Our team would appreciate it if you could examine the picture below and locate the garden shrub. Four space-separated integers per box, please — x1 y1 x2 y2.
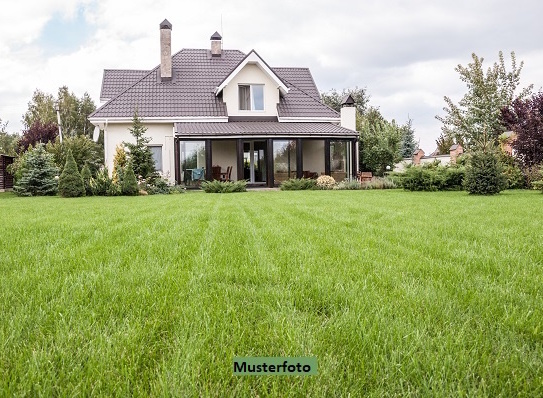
464 151 507 195
335 179 363 190
141 176 186 194
58 149 85 197
200 180 247 193
80 164 93 196
121 162 139 196
399 165 464 191
316 175 336 189
91 167 118 196
361 177 397 190
13 144 58 196
523 164 542 189
280 178 317 191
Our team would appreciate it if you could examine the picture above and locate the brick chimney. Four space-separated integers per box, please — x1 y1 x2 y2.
413 149 425 165
160 19 172 81
210 31 222 57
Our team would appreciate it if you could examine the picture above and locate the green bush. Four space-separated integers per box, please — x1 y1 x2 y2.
91 167 119 196
58 150 85 197
121 162 139 196
200 180 247 193
335 179 363 190
280 178 317 191
361 177 397 190
399 165 464 191
80 164 93 196
464 151 507 195
13 144 58 197
142 177 186 194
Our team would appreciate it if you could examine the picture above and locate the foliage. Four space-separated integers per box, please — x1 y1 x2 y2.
498 152 525 189
140 177 186 195
124 111 156 180
399 164 465 191
121 162 139 196
501 91 543 168
46 135 103 175
435 133 455 155
280 178 317 191
400 118 417 158
80 164 93 196
360 177 397 190
522 164 543 189
200 180 247 193
464 151 507 195
90 167 118 196
18 121 58 153
358 107 403 175
320 86 369 115
316 175 336 189
335 179 363 190
112 145 128 184
437 51 532 150
13 144 58 196
0 119 19 156
58 150 85 198
23 87 96 138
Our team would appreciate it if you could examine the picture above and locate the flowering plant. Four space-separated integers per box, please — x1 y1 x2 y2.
316 175 336 189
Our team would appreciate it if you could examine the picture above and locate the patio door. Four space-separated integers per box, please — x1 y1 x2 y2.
243 140 267 184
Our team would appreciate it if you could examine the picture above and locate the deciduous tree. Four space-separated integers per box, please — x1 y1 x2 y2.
321 87 369 115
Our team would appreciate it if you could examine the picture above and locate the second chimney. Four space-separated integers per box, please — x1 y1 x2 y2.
160 19 172 81
210 31 222 57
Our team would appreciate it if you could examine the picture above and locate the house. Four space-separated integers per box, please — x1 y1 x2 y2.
394 144 464 172
0 154 15 191
88 20 358 187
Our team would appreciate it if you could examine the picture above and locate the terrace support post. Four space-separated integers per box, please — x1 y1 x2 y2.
324 139 331 176
236 139 244 181
205 139 212 180
296 138 303 179
266 139 274 188
352 139 358 178
174 137 180 184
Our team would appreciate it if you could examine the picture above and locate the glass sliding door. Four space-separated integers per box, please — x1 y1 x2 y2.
330 140 352 181
180 141 206 185
273 140 296 184
243 140 266 183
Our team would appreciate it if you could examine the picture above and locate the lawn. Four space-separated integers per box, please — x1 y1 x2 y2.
0 190 542 396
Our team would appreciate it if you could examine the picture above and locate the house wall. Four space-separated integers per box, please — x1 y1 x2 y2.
222 64 280 117
211 140 237 179
302 140 325 176
104 123 175 182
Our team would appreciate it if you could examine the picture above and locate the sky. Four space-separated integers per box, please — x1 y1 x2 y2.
1 0 542 152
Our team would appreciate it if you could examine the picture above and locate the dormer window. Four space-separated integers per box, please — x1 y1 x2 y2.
239 84 264 111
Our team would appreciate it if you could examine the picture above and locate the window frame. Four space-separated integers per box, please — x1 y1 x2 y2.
147 144 163 172
238 84 264 111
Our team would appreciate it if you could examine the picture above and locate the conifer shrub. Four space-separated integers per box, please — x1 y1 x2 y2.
58 150 85 197
464 151 507 195
13 144 58 196
91 167 118 196
121 162 139 196
80 164 93 196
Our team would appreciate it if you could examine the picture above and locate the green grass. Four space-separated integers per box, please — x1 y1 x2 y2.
1 190 542 396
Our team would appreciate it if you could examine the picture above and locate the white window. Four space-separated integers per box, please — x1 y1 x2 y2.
239 84 264 111
148 145 163 172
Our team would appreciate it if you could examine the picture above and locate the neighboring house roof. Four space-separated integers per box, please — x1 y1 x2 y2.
175 121 358 138
100 69 150 102
90 49 339 120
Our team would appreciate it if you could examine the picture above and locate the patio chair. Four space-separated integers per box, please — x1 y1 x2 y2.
212 166 221 181
220 166 232 182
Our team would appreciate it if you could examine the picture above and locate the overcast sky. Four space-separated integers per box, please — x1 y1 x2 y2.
1 0 542 152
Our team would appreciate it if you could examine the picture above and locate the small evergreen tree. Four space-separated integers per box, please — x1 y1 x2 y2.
58 149 85 197
13 144 58 196
464 151 507 194
121 161 139 196
124 110 156 180
112 144 127 184
80 163 93 196
400 118 417 158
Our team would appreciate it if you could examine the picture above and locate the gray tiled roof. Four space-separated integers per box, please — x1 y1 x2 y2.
91 49 340 119
175 121 357 138
100 69 150 101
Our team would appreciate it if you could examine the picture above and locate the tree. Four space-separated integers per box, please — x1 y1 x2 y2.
121 161 139 196
0 118 19 156
22 87 96 138
321 87 369 115
400 118 417 158
13 144 58 196
58 149 85 197
46 135 103 175
436 51 532 150
358 107 403 175
18 121 58 153
501 91 543 167
124 110 156 180
435 133 456 155
112 144 128 184
80 164 93 196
